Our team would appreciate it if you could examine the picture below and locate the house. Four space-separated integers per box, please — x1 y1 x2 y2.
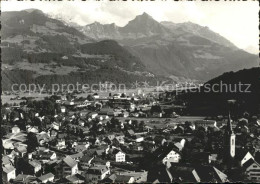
112 149 126 162
117 171 148 183
168 164 228 183
74 142 90 152
2 165 16 182
62 55 68 60
56 138 66 150
92 157 111 168
88 112 98 119
195 120 217 130
127 129 135 137
61 106 66 113
153 145 181 165
85 164 110 183
60 174 85 183
190 152 212 164
106 134 115 141
162 149 181 164
38 173 55 183
36 132 50 146
13 174 37 184
27 160 42 175
27 126 39 133
15 145 27 157
80 154 95 170
174 139 186 151
103 174 135 183
12 126 20 134
39 151 57 163
240 152 254 166
69 152 84 161
135 135 144 143
174 125 184 134
55 156 78 178
49 128 58 137
99 108 114 116
242 158 260 181
52 122 60 130
113 135 125 145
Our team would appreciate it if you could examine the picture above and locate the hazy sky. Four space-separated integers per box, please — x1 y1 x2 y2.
2 0 259 54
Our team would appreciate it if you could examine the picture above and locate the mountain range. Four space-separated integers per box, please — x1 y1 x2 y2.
1 9 259 90
80 12 258 80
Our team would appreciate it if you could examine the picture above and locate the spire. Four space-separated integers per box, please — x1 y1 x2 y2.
226 111 233 134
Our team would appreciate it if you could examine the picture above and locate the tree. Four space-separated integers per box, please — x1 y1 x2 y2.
27 132 39 152
87 94 95 101
150 105 162 114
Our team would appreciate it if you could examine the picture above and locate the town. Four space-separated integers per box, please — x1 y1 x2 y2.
2 89 260 183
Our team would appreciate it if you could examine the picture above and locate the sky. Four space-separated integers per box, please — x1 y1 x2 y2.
1 0 259 54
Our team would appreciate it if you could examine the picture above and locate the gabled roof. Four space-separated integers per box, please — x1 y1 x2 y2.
16 145 27 153
153 145 181 161
38 173 54 181
63 156 77 168
87 165 109 175
29 160 41 168
127 129 135 135
65 174 85 183
2 156 12 166
14 174 37 183
3 165 15 173
69 152 84 159
112 149 125 155
115 175 133 182
195 165 227 182
169 164 197 182
80 154 94 163
243 158 260 169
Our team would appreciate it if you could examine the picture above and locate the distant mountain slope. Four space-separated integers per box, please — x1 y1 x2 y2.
79 13 259 81
161 21 236 49
80 40 145 71
181 67 260 115
1 10 160 90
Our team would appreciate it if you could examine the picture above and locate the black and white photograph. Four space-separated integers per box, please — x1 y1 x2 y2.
1 0 260 183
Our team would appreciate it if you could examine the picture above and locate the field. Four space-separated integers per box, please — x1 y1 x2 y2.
117 116 206 128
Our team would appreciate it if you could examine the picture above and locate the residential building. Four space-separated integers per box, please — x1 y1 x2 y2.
86 165 110 183
38 173 55 183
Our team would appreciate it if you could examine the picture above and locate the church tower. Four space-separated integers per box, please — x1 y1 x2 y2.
224 112 236 158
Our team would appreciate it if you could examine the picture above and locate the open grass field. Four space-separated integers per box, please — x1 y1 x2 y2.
117 116 206 128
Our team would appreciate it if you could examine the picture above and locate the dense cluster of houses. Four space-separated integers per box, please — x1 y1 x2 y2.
2 92 260 183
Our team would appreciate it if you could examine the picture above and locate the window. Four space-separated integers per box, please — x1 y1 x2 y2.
253 165 257 168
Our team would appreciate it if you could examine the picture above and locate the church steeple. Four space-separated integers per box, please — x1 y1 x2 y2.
224 110 236 158
226 111 233 135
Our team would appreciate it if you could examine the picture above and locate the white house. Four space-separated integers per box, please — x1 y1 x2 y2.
242 158 260 181
114 150 126 162
52 122 60 130
162 150 181 164
57 139 66 150
12 126 20 134
2 165 16 182
89 112 98 119
61 106 66 113
135 135 144 143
